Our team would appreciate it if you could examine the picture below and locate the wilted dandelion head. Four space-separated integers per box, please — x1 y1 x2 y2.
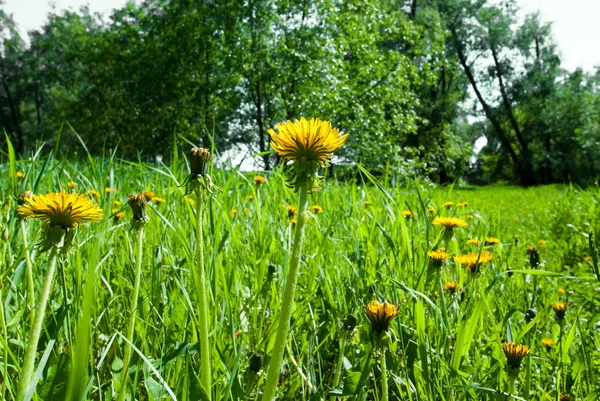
552 301 567 320
188 147 211 177
502 342 530 370
128 193 149 229
454 251 494 273
311 205 323 214
527 246 540 268
365 301 398 333
269 117 348 166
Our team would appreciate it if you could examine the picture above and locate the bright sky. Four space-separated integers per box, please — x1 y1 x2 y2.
4 0 600 72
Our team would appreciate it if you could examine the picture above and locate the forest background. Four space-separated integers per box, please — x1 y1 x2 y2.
1 0 600 186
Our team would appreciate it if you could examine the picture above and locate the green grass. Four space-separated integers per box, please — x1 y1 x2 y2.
2 151 600 400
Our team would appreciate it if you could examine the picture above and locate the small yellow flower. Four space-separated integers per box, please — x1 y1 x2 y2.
443 201 454 209
311 205 323 214
105 187 117 194
290 218 297 226
427 207 437 215
363 201 372 208
152 197 166 204
502 342 530 370
287 206 298 219
466 238 481 246
444 281 459 294
485 237 500 245
67 182 78 190
112 208 125 222
144 191 155 201
456 202 467 208
427 249 452 267
16 171 25 180
402 210 413 219
230 208 238 217
113 200 121 208
432 217 468 231
85 189 101 199
269 117 348 166
187 198 195 206
246 195 254 201
365 300 399 333
542 338 553 351
454 251 494 273
253 175 266 186
538 239 547 247
552 301 567 320
584 256 592 262
466 214 474 220
558 288 566 296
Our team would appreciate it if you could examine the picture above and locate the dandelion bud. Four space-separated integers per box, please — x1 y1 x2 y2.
502 341 530 371
524 308 536 323
366 300 398 334
128 193 149 230
2 227 8 242
552 301 567 321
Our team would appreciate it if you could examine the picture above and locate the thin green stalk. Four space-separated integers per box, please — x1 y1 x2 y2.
20 220 35 328
118 227 144 401
380 348 388 401
262 183 309 401
196 190 212 399
0 286 8 399
330 335 347 401
507 374 516 396
16 247 59 401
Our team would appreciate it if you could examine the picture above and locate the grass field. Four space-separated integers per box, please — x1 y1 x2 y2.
2 150 600 401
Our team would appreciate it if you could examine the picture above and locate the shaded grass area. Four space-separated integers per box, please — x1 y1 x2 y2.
2 152 600 400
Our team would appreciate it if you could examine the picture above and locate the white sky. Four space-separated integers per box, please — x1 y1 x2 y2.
4 0 600 72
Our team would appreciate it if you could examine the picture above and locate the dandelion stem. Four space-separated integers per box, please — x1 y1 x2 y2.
331 335 347 401
196 190 212 399
20 220 35 328
119 227 144 401
380 348 389 401
17 246 59 401
262 183 309 401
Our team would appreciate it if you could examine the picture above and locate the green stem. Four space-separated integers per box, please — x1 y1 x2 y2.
381 348 388 401
558 321 564 396
196 190 212 399
21 220 35 328
118 227 144 401
0 286 8 399
330 335 347 401
507 375 516 396
16 247 59 401
262 183 309 401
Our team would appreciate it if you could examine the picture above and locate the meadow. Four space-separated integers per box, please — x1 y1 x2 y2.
2 149 600 401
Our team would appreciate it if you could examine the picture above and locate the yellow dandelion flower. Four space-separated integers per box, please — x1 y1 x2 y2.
246 195 254 201
363 201 372 208
444 281 459 294
105 187 117 194
269 117 348 166
287 206 298 219
144 191 155 201
17 191 103 252
443 201 454 208
485 237 500 245
112 208 125 221
502 342 530 369
542 338 553 351
85 189 101 199
538 239 547 247
558 288 566 296
230 208 238 217
311 205 323 214
552 301 567 319
466 238 481 246
152 197 166 204
67 182 77 189
454 251 494 273
402 210 413 218
466 214 474 220
427 249 452 267
456 202 467 207
253 175 266 185
432 217 468 231
16 171 25 180
427 207 437 215
187 198 195 206
113 200 121 208
365 300 399 333
584 256 592 262
290 218 297 226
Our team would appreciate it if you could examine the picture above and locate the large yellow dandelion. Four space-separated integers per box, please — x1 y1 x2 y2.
269 117 348 166
427 249 452 267
432 217 468 231
366 301 399 333
454 251 494 273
